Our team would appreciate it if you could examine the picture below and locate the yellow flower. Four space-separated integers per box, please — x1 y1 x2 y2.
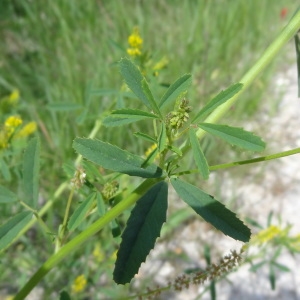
145 144 157 157
252 225 282 244
152 56 169 72
93 243 105 263
5 116 22 128
127 47 142 57
127 27 143 57
9 89 20 103
15 121 37 138
128 27 143 48
71 274 87 293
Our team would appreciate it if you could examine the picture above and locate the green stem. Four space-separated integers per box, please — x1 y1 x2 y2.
175 147 300 176
14 178 161 300
179 9 300 154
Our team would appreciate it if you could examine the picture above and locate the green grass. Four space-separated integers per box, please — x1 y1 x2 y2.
0 1 298 299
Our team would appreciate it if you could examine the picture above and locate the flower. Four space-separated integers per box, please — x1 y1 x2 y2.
127 27 143 57
9 89 20 103
15 121 37 138
71 274 87 293
93 243 105 263
5 115 22 128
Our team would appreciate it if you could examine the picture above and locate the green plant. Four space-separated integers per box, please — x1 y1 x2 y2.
0 6 300 300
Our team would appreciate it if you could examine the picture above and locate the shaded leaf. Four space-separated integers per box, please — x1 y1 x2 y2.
23 137 40 208
134 132 157 143
0 211 33 251
0 185 18 203
141 79 162 117
189 128 209 179
68 193 96 231
158 123 167 153
103 109 159 127
113 181 168 284
73 138 163 178
96 192 106 217
159 74 192 108
198 123 265 151
171 178 251 242
119 58 155 110
192 83 243 123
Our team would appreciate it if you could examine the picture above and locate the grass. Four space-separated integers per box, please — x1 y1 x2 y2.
0 0 298 299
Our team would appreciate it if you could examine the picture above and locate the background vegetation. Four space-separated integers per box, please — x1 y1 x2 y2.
0 1 298 299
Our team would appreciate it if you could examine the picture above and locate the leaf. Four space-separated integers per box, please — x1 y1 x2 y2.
0 211 33 252
159 74 192 109
119 58 158 111
189 128 209 179
0 185 18 203
167 145 182 156
103 109 159 127
73 138 163 178
272 261 290 272
47 102 82 111
68 193 96 231
171 178 251 242
0 158 11 181
192 83 243 123
96 192 106 217
59 291 72 300
134 132 157 143
157 123 167 153
23 137 40 208
141 79 162 117
113 181 168 284
269 265 276 290
198 123 265 151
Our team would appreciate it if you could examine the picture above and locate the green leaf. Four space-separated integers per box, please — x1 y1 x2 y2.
141 79 162 117
119 58 157 111
0 158 11 181
159 74 192 109
134 132 157 143
272 261 290 272
269 265 276 290
47 102 82 111
96 192 106 217
103 109 159 127
113 181 168 284
59 291 72 300
68 193 95 231
249 261 266 272
0 211 33 252
0 185 18 203
167 145 182 156
198 123 265 151
73 138 163 178
171 178 251 242
192 83 243 123
189 128 209 179
158 123 167 153
23 137 40 208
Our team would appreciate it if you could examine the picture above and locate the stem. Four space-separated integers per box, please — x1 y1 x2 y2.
175 147 300 176
179 10 300 155
14 178 162 300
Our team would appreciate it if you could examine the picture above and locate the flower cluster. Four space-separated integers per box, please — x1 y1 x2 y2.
0 90 37 150
127 27 143 57
166 98 192 131
71 167 86 189
71 274 87 293
101 180 119 201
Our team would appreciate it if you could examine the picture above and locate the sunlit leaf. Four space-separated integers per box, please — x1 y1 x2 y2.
198 123 265 151
159 74 192 108
192 83 243 123
114 181 168 284
171 178 251 242
73 138 163 178
0 185 18 203
0 211 33 252
189 128 209 179
103 109 159 127
68 193 96 231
